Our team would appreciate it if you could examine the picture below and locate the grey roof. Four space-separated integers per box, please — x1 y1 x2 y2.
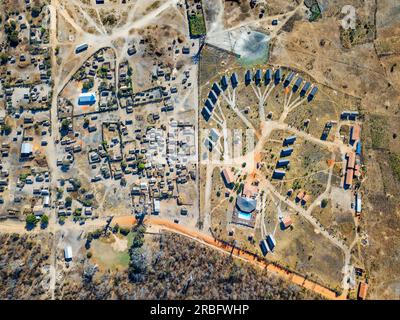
236 196 257 213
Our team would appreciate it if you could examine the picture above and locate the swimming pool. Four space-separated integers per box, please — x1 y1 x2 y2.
238 212 252 221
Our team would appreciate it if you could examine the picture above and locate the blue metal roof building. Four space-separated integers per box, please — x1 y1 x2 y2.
274 68 282 85
75 43 88 54
283 72 295 88
300 82 311 97
273 170 286 179
264 69 272 85
307 86 318 102
277 159 290 168
220 75 228 91
212 82 221 96
201 108 211 122
254 69 262 86
208 90 218 104
292 77 303 93
356 141 362 156
205 99 214 111
230 73 239 89
266 235 276 251
260 240 269 256
78 93 96 105
245 70 252 86
283 135 296 146
280 148 293 157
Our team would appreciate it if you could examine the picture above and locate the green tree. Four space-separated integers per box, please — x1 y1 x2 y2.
0 53 8 65
41 215 49 227
26 214 37 228
65 196 72 207
1 124 12 135
61 119 70 131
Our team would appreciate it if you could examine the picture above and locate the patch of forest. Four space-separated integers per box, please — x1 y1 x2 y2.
58 227 321 300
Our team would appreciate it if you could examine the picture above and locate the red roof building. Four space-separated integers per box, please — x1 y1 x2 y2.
345 168 354 186
221 168 235 187
282 216 292 229
243 184 258 198
351 124 361 142
347 152 356 169
358 282 368 300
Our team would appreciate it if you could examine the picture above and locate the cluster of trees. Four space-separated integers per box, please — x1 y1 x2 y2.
4 20 19 47
25 214 48 229
128 224 147 283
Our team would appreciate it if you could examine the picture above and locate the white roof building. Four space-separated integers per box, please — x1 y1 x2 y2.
64 246 73 261
21 142 33 155
153 199 160 214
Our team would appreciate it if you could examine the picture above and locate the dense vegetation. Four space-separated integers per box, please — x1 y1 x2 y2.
57 231 320 300
0 233 51 299
189 14 206 37
389 153 400 182
0 230 321 300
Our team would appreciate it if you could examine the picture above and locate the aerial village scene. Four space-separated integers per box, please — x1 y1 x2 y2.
0 0 400 301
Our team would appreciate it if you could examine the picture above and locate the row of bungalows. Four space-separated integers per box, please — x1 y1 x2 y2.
273 136 297 180
260 234 276 256
244 68 278 86
245 67 318 102
201 73 239 122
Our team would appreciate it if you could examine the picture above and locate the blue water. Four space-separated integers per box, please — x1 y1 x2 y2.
238 212 252 221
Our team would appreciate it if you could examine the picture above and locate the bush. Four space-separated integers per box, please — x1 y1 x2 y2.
120 227 130 236
65 197 72 207
31 6 42 17
92 229 102 239
112 224 120 233
59 216 65 225
321 199 329 208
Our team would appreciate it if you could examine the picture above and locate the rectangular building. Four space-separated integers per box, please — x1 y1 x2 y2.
351 124 361 143
347 152 356 169
345 168 354 187
358 282 368 300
